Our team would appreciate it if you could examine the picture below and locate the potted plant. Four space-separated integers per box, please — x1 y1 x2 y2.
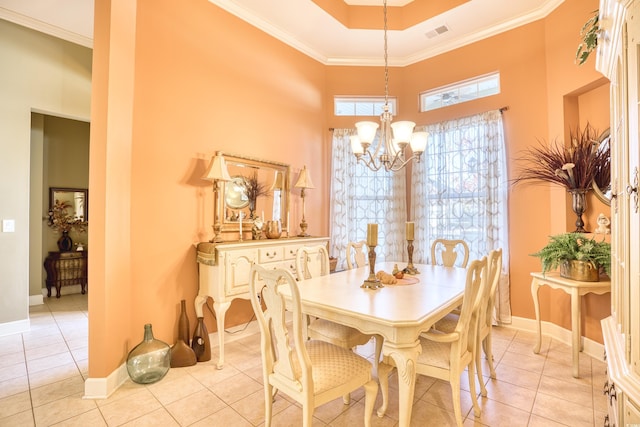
47 199 87 251
531 232 610 281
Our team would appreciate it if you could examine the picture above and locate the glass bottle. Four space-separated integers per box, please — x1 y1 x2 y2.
126 324 171 384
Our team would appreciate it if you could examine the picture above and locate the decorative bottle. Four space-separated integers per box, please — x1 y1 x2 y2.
126 323 171 384
191 317 211 362
178 299 190 345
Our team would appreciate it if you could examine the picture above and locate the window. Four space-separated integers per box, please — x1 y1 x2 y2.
328 130 406 270
334 97 397 116
419 72 500 112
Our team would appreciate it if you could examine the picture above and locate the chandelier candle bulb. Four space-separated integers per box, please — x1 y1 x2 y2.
406 222 414 240
367 223 378 247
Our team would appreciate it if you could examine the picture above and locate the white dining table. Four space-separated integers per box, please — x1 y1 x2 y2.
287 261 468 427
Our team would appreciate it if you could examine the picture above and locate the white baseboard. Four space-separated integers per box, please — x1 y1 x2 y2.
29 294 43 306
0 318 30 337
509 316 605 362
84 363 129 399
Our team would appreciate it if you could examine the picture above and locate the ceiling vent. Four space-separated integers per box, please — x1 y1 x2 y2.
425 24 450 39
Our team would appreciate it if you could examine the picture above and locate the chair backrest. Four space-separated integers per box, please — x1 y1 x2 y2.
345 241 368 270
249 264 312 394
431 239 470 268
295 245 330 280
481 248 503 330
453 256 488 356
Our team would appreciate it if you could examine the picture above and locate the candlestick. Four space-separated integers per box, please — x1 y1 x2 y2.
366 223 378 247
406 222 414 241
361 241 382 289
239 211 243 241
286 212 290 237
404 239 419 275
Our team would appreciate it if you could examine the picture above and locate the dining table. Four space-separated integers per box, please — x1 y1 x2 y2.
286 261 468 427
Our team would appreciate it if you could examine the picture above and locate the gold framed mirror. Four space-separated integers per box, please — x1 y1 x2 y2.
49 187 88 221
219 154 290 233
592 128 611 206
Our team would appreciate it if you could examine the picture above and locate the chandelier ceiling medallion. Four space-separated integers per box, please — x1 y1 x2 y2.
349 0 428 172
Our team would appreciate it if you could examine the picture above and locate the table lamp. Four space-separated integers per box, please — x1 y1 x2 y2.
203 151 231 242
294 165 315 237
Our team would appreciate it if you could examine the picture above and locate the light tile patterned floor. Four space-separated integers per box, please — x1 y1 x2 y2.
0 294 608 426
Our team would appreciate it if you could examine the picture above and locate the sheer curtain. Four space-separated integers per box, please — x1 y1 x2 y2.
329 129 406 271
411 110 511 324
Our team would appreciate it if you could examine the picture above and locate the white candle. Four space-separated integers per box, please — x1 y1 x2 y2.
287 212 290 231
262 210 265 221
239 211 242 238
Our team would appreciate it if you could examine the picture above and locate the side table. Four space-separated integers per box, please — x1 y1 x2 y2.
44 251 88 298
530 271 610 377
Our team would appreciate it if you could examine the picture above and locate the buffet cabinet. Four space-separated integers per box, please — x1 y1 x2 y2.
43 251 88 298
195 236 329 368
598 1 640 426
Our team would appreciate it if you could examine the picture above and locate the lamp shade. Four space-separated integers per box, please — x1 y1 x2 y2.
350 135 364 155
294 165 315 189
269 170 284 191
355 121 379 144
390 121 416 144
410 131 428 154
203 151 231 182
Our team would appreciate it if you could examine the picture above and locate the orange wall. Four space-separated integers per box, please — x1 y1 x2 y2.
90 0 607 377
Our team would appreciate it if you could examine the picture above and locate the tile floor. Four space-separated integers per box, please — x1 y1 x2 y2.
0 293 608 426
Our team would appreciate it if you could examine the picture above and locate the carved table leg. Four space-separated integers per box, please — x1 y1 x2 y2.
378 341 421 427
531 279 542 353
213 300 231 369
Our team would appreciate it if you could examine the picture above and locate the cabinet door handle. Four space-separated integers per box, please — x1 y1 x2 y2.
603 414 610 427
603 379 609 395
609 383 617 404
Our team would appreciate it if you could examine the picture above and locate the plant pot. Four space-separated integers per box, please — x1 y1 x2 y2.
560 260 600 282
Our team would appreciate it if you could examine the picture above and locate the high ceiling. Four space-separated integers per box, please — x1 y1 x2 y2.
0 0 565 66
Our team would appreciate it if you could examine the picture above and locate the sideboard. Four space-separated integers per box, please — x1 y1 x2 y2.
196 236 330 368
43 251 88 298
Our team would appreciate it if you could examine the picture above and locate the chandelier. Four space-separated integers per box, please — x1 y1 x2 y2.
349 0 427 172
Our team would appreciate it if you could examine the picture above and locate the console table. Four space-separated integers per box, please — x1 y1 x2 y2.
44 251 88 298
196 236 329 368
530 271 610 377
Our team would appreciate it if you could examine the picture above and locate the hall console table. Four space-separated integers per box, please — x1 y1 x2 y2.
43 251 88 298
530 271 611 378
195 236 329 368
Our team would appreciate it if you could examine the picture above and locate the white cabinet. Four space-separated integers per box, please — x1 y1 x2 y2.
599 1 640 426
195 237 329 368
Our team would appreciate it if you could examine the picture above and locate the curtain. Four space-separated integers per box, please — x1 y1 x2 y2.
411 110 511 324
329 129 407 271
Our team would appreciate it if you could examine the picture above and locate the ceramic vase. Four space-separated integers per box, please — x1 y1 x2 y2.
191 317 211 362
57 231 73 252
126 324 171 384
178 300 190 345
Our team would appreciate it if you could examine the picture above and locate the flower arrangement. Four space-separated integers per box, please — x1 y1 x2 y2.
512 123 609 191
47 199 87 234
244 172 269 219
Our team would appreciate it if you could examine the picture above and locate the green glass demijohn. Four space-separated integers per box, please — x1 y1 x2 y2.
126 323 171 384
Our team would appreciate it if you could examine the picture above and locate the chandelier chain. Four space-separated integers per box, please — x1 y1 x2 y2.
383 0 389 105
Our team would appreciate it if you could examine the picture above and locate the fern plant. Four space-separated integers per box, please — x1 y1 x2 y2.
531 232 611 276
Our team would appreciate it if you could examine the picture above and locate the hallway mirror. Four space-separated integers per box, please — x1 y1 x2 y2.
592 128 611 206
49 187 88 221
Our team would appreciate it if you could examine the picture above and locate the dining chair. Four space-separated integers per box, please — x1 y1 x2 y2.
431 238 470 268
434 248 503 397
377 256 488 427
248 264 378 427
345 240 368 270
296 245 380 403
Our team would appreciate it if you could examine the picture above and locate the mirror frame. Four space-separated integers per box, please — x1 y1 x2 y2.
49 187 88 222
219 154 290 233
592 128 611 206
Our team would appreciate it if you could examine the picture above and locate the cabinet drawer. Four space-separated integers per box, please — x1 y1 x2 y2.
263 260 297 275
259 247 284 263
284 244 305 260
